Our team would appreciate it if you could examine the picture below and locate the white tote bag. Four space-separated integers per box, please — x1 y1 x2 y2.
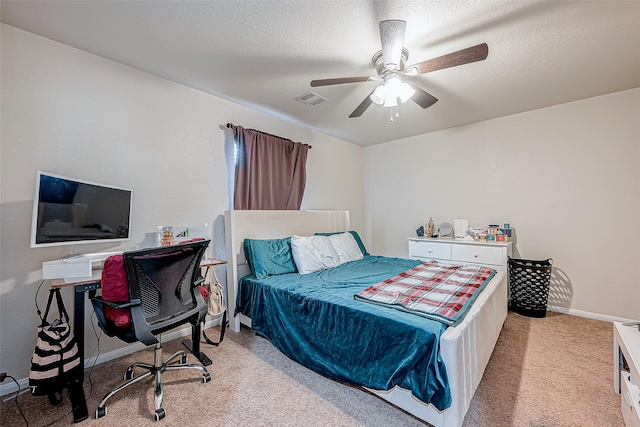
202 266 226 346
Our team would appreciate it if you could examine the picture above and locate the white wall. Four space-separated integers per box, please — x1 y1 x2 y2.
364 87 640 321
0 24 363 381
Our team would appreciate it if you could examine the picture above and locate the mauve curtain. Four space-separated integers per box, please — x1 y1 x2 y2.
231 125 310 210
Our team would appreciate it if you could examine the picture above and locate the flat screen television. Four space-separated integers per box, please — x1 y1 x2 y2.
30 171 132 248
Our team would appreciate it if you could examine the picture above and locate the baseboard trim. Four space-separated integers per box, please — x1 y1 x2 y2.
0 318 222 398
547 305 636 324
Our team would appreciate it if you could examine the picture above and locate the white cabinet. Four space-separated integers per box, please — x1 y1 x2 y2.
614 322 640 427
408 238 512 272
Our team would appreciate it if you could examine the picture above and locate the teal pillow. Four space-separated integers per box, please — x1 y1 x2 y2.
243 237 297 279
314 231 369 256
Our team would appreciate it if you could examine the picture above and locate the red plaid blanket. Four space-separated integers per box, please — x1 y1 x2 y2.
354 261 496 326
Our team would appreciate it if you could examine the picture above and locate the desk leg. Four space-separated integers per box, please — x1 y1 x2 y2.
72 286 89 423
74 287 85 370
182 323 212 366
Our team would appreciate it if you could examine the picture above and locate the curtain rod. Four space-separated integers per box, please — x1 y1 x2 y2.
226 123 311 149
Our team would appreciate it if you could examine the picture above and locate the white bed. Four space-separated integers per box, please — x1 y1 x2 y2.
224 209 507 427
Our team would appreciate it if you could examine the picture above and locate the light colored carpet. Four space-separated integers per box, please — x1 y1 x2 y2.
0 311 624 426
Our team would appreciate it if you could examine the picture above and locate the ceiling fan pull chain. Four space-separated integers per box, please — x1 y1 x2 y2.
390 104 401 122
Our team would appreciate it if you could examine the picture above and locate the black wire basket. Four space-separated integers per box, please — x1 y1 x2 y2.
508 257 553 318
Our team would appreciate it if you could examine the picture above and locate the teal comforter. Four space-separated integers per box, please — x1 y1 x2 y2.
236 255 452 410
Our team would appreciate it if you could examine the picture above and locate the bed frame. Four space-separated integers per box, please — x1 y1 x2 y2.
224 210 507 427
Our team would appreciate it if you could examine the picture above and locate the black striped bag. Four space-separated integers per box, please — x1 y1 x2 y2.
29 288 83 406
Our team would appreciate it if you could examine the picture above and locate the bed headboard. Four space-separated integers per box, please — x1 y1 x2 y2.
224 210 350 332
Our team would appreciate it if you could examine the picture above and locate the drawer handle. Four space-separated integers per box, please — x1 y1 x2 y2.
474 253 478 258
428 249 432 253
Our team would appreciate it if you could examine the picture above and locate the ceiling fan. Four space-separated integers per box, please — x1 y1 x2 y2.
310 20 488 118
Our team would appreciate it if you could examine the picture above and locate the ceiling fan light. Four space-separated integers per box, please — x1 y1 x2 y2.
370 84 387 105
397 81 415 103
382 96 398 108
387 76 401 88
383 76 415 104
371 76 415 109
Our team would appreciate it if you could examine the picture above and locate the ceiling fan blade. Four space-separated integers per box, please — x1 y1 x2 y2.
349 88 376 118
311 76 376 87
379 20 406 70
406 82 438 109
409 43 489 75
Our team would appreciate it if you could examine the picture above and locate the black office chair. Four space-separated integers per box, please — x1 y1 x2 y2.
90 240 211 421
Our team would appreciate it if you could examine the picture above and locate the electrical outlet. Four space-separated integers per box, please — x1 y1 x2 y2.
0 372 7 382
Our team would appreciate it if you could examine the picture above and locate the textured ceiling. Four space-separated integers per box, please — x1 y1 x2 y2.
2 1 640 146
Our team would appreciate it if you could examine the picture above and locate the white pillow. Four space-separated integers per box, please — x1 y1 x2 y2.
290 235 340 274
328 232 364 265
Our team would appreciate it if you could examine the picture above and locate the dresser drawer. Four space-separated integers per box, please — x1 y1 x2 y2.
621 371 640 427
451 244 503 267
408 240 451 261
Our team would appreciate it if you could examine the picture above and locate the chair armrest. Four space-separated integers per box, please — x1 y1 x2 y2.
89 295 136 310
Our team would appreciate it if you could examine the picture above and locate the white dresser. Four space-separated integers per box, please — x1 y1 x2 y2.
408 237 513 272
614 322 640 427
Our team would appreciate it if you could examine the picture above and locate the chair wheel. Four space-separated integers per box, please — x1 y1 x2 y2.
96 406 107 418
155 408 166 421
125 368 134 380
180 354 188 364
203 372 211 383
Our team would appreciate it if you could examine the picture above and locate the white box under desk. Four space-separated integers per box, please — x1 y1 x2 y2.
42 251 121 281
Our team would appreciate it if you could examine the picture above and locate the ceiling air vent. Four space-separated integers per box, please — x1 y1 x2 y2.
295 91 327 106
